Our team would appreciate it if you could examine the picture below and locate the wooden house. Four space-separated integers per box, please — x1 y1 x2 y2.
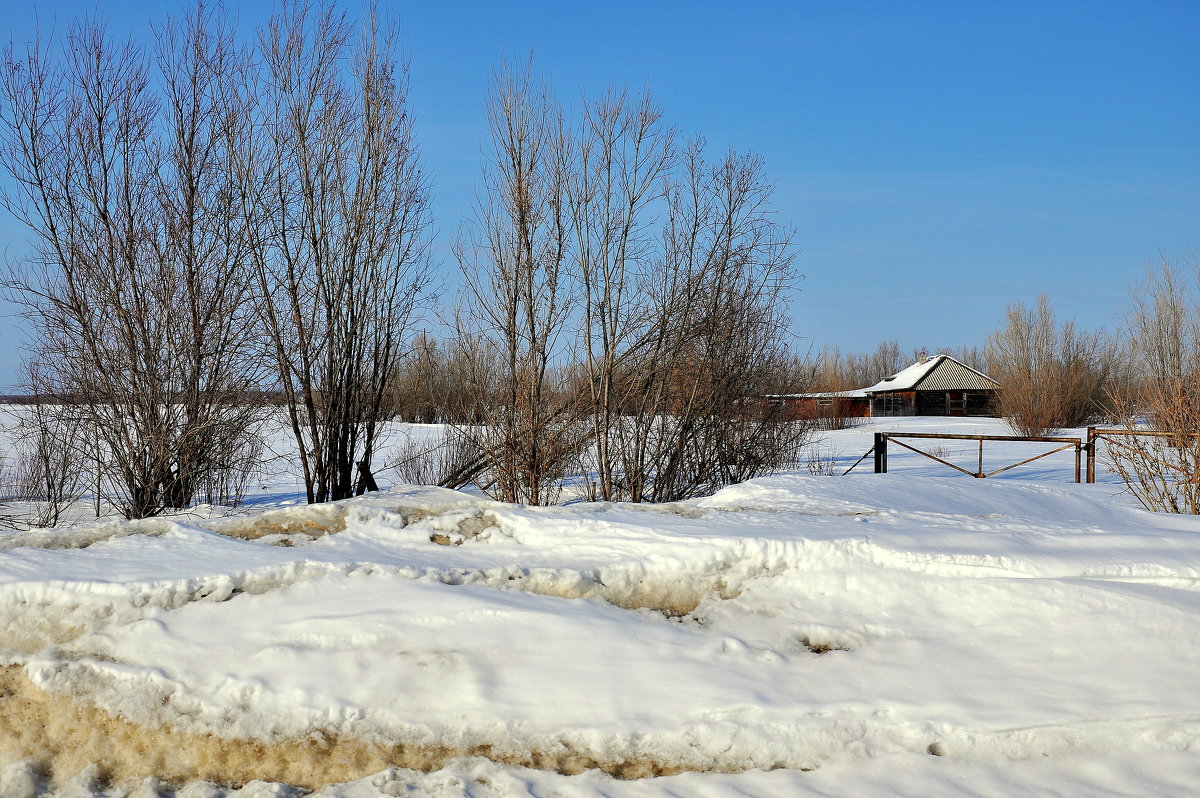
864 354 998 417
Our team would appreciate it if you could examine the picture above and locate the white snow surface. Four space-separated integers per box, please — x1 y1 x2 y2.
2 418 1200 795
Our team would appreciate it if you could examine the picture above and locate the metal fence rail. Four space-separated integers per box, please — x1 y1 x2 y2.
843 426 1200 485
846 431 1085 482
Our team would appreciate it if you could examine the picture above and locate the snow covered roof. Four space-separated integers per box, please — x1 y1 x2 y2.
862 354 998 394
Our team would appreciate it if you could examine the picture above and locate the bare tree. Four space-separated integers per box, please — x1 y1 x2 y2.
454 58 804 505
807 341 982 394
614 140 805 502
986 295 1115 436
807 341 905 392
387 333 449 424
453 58 582 505
567 88 674 501
1106 261 1200 513
241 3 432 503
0 7 266 518
946 344 987 372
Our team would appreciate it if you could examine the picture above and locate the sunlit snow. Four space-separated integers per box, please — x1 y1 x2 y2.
2 417 1199 796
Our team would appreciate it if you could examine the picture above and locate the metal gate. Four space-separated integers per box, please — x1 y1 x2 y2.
845 431 1085 482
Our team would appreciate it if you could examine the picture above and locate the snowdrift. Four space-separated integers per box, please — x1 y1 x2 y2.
3 476 1200 795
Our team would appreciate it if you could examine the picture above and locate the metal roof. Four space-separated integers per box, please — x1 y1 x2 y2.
863 355 999 393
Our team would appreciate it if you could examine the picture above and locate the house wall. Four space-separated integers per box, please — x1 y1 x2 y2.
870 391 916 417
963 391 994 416
871 390 996 417
747 396 870 421
806 397 870 420
916 391 948 416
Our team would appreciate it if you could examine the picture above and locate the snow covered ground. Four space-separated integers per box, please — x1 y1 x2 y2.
2 417 1200 796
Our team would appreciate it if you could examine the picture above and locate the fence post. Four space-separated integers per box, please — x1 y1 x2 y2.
976 438 984 477
1086 427 1096 484
874 432 887 473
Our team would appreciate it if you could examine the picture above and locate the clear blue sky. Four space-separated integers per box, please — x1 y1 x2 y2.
1 1 1197 389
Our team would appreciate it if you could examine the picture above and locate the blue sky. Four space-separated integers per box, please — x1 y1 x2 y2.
1 1 1197 388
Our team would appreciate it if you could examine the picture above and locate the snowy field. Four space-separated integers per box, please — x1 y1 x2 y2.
3 416 1200 796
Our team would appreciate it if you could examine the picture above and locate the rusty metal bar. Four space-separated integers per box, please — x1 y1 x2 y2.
982 442 1080 478
872 431 1086 482
1089 428 1200 439
842 445 875 476
886 436 978 477
883 432 1082 444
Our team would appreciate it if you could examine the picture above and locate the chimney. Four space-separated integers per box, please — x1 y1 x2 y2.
917 348 928 364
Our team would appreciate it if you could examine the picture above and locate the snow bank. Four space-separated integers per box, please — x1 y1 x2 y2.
3 470 1200 795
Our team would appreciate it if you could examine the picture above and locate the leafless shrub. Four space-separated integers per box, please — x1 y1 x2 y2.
563 86 798 503
809 397 866 431
192 434 265 508
1104 430 1200 514
452 58 585 505
388 334 450 425
822 414 863 432
392 430 484 489
453 57 807 504
599 139 809 502
805 446 840 476
387 332 497 425
243 4 433 504
986 295 1116 436
0 450 16 530
567 86 674 502
808 341 905 392
748 356 862 432
1105 260 1200 513
0 8 268 518
10 403 90 527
